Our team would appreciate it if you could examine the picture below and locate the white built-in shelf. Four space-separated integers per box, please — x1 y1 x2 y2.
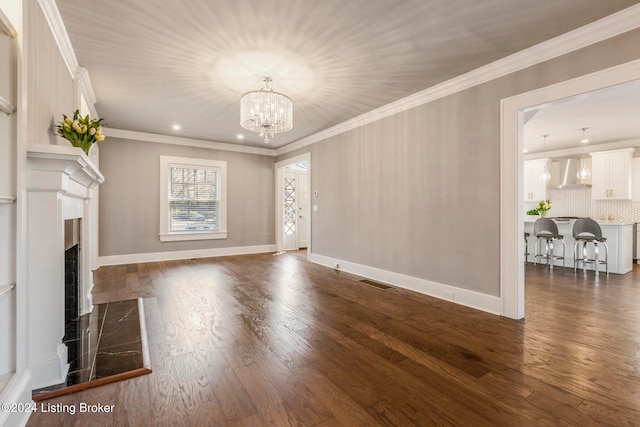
0 196 16 204
0 7 17 37
0 284 15 299
1 8 17 115
0 95 15 115
0 372 14 394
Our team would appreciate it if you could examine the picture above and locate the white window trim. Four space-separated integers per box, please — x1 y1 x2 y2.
159 155 227 242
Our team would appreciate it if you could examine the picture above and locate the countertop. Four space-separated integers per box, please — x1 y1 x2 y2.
524 217 635 226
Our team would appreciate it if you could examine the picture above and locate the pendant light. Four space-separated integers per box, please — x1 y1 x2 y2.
580 127 589 143
540 134 551 183
577 127 591 180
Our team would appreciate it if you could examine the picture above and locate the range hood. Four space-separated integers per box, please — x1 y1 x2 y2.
547 158 591 189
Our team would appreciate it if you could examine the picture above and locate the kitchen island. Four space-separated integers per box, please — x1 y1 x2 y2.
524 218 634 274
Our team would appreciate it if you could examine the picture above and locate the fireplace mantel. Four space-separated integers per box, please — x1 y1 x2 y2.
26 143 104 389
27 143 104 193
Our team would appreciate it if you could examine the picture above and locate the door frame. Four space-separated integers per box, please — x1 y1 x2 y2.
275 152 311 256
500 58 640 319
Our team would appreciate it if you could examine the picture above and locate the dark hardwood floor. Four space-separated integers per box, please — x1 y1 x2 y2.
27 252 640 426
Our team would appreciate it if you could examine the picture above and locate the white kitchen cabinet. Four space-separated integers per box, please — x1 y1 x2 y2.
590 148 634 200
632 158 640 208
524 159 548 202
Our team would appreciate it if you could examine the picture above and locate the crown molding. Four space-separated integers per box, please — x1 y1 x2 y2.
37 0 78 78
276 4 640 156
104 128 277 157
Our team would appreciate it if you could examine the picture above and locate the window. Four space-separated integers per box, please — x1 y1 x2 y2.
160 156 227 241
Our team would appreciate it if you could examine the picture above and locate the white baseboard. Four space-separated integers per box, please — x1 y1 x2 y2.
0 370 33 427
29 344 69 390
309 253 502 316
98 244 277 267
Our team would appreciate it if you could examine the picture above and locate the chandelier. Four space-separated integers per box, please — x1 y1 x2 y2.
240 77 293 144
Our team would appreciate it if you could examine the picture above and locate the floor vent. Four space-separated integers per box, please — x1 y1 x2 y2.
359 279 393 289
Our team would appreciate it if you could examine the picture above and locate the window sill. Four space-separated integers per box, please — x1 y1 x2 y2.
159 231 228 242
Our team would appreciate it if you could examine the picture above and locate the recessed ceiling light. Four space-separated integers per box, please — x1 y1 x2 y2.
523 149 529 153
237 134 244 139
172 124 181 130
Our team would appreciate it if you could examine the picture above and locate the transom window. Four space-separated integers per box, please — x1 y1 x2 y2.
160 156 227 241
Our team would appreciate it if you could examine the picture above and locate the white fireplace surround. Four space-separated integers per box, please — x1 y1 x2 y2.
26 143 104 389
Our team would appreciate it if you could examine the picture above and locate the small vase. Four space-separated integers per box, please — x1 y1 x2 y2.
539 211 547 218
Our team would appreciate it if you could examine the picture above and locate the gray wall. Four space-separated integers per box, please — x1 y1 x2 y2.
278 29 640 297
99 138 275 256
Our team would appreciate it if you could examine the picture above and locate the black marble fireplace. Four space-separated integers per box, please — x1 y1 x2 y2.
64 219 81 326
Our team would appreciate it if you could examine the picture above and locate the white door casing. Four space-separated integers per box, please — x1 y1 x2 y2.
298 173 310 248
275 153 311 255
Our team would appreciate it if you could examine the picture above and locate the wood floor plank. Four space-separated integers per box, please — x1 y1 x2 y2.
205 350 259 423
294 363 382 427
233 362 304 426
215 328 334 425
178 375 227 426
112 375 152 427
27 251 640 426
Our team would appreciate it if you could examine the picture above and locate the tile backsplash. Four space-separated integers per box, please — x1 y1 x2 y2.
525 187 640 222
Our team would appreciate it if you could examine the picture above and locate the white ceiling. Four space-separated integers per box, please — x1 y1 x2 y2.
524 79 640 155
56 1 640 149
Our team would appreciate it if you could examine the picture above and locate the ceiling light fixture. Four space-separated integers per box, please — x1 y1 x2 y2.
172 124 181 130
580 127 589 143
540 134 551 183
240 76 293 144
577 127 591 180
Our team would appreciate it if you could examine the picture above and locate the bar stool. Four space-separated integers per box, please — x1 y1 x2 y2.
533 218 565 269
524 232 530 261
573 218 608 275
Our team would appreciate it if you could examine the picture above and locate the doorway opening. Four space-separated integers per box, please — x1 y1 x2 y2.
275 153 311 255
500 59 640 319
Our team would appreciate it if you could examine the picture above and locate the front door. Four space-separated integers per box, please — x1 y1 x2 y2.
282 171 298 251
